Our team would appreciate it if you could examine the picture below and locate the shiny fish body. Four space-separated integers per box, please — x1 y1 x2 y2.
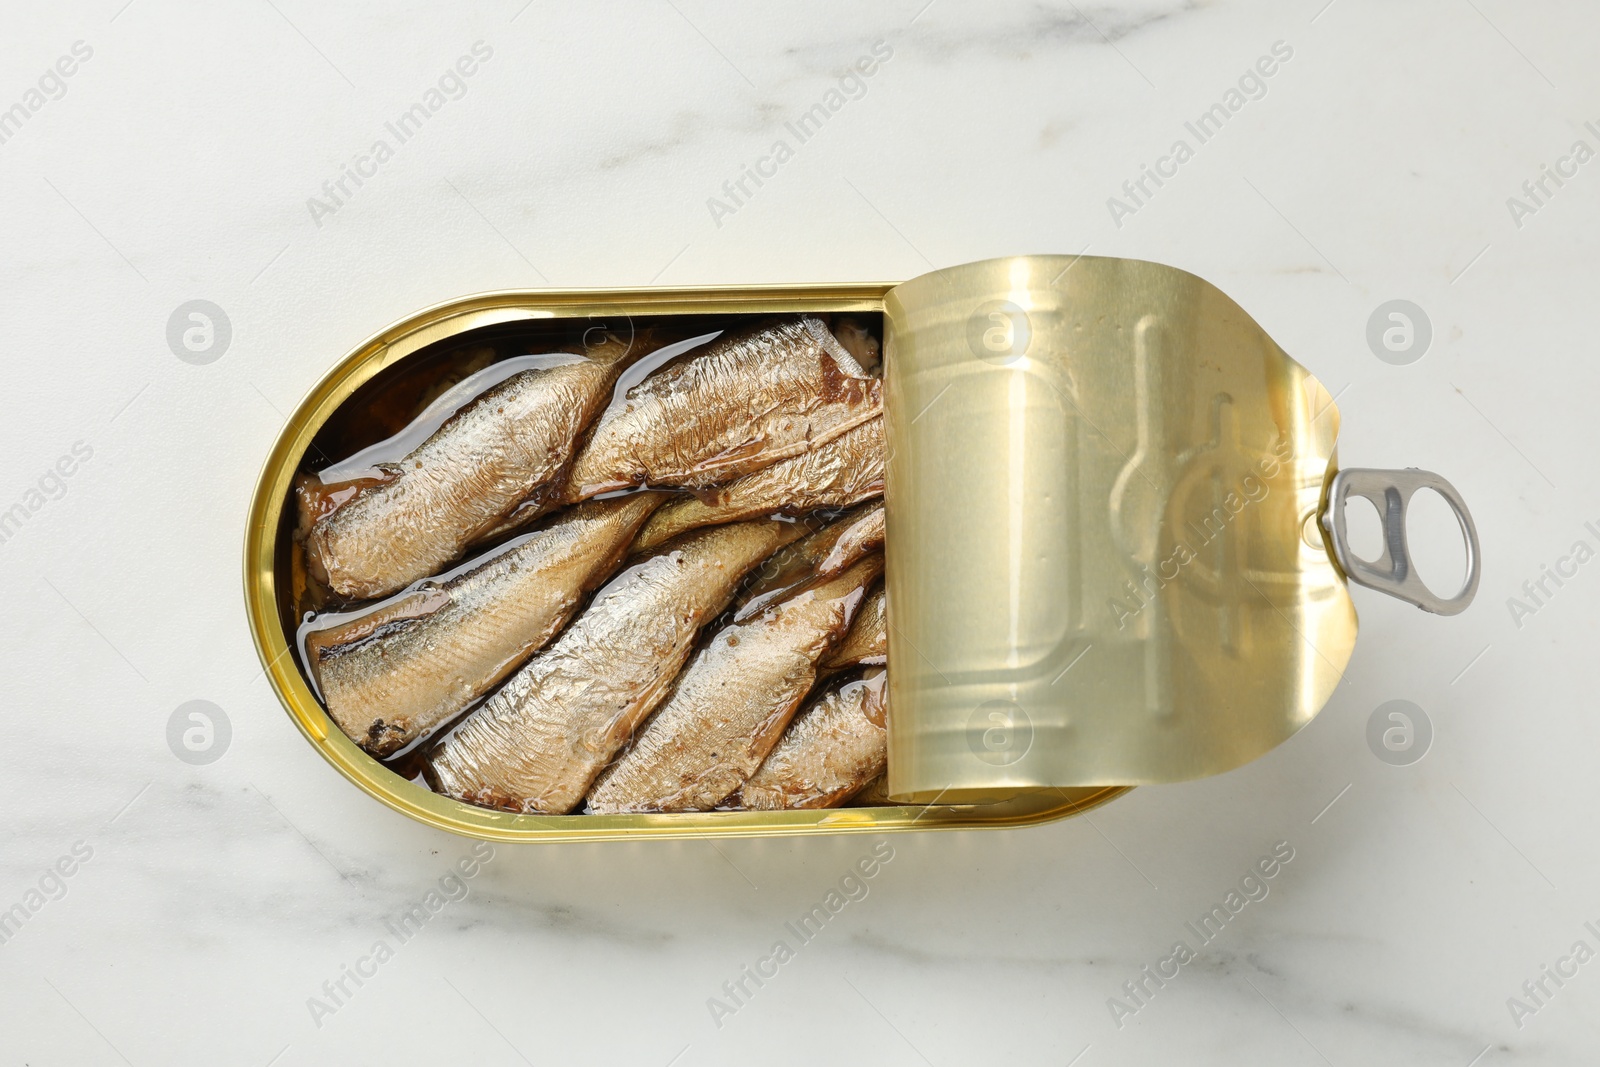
305 494 661 756
307 334 644 600
823 584 886 670
585 555 884 813
563 317 880 499
425 520 807 813
735 668 887 810
734 501 884 624
630 417 884 554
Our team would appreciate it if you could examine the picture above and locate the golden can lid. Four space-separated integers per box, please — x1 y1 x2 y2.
883 255 1479 802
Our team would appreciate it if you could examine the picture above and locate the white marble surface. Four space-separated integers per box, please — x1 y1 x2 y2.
2 1 1597 1063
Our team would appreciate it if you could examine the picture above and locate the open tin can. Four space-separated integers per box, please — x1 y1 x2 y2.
244 255 1480 842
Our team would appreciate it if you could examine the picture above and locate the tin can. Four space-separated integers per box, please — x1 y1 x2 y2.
244 256 1479 841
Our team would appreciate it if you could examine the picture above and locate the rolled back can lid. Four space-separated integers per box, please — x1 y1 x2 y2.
883 255 1356 802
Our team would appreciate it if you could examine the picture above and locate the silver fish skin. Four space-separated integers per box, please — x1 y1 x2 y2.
305 494 661 756
306 333 645 600
563 317 880 500
734 668 887 810
823 584 886 670
733 501 884 624
631 416 884 554
425 519 807 813
585 554 884 814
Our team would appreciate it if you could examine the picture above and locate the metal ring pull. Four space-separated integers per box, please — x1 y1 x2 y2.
1322 467 1481 616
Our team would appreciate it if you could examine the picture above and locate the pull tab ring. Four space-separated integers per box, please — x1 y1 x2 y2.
1321 467 1481 616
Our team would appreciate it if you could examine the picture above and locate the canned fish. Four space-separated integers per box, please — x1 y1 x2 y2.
243 257 1479 841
